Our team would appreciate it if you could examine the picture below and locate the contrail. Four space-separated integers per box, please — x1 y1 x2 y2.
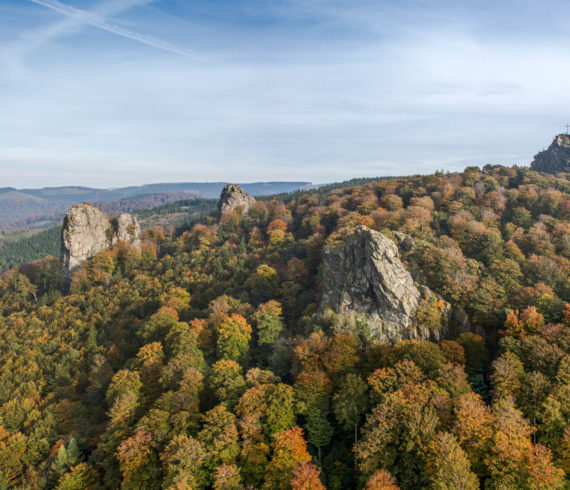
26 0 200 59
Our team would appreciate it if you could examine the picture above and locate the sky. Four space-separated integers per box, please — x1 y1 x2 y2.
0 0 569 188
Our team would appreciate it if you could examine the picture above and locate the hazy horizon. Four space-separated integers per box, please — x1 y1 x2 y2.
3 180 314 192
1 0 569 188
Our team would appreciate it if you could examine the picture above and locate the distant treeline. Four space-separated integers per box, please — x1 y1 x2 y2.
133 197 217 219
264 176 395 203
0 226 61 272
94 192 199 215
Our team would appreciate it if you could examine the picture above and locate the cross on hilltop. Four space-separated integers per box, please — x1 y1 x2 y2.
565 123 570 134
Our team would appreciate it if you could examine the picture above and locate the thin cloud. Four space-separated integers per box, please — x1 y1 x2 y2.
28 0 201 58
0 0 198 74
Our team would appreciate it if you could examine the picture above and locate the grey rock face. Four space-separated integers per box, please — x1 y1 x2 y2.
393 231 415 251
116 213 141 245
61 203 141 281
319 226 470 343
530 134 570 174
218 184 256 218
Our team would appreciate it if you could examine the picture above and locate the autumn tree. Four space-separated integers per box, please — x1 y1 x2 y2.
212 464 242 489
198 405 240 474
253 300 284 347
265 383 296 437
216 314 252 365
208 359 246 409
264 427 312 489
333 373 368 446
490 352 524 401
115 430 160 490
425 432 478 490
161 434 206 489
485 397 564 489
356 381 438 488
247 264 279 304
291 463 325 490
0 427 27 486
365 470 400 490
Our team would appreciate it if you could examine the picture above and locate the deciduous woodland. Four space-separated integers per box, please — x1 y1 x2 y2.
0 165 569 489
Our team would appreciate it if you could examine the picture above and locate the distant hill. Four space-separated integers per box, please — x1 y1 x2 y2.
0 181 312 229
0 190 64 224
18 181 312 202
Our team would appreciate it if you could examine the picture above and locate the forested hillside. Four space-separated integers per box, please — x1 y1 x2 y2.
0 165 568 489
0 227 61 273
0 199 218 273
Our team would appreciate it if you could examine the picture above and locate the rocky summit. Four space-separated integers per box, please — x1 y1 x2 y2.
530 134 570 174
218 184 256 218
319 226 469 343
61 203 140 280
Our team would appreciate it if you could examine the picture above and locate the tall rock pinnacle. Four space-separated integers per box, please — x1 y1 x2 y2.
218 184 256 219
61 203 140 281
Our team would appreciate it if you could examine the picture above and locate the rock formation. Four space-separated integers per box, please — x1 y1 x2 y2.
319 226 470 343
218 184 256 218
115 213 141 243
61 203 140 280
530 134 570 174
393 231 415 251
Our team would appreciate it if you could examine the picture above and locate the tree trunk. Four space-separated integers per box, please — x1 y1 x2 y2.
354 425 358 468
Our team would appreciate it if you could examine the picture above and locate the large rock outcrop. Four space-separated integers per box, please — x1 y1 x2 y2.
61 203 140 280
530 134 570 174
218 184 256 218
319 226 469 343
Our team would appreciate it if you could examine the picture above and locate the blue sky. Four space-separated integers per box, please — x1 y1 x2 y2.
0 0 569 188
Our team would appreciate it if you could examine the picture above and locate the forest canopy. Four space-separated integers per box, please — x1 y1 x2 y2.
0 165 568 489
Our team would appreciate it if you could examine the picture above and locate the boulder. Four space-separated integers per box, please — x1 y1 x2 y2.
530 134 570 174
319 226 470 343
61 203 140 281
218 184 256 218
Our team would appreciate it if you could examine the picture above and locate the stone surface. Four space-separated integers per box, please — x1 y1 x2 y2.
319 226 470 343
393 231 415 251
61 203 140 280
116 213 141 245
218 184 256 218
530 134 570 174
